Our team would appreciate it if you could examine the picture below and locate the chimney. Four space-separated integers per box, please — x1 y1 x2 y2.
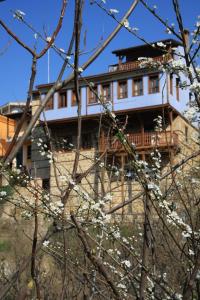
183 29 190 52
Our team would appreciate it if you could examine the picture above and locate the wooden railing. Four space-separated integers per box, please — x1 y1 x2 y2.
109 54 172 72
99 131 179 152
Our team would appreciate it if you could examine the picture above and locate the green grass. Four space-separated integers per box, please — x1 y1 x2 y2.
0 240 11 252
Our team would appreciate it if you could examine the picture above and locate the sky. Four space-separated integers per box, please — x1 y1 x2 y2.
0 0 199 106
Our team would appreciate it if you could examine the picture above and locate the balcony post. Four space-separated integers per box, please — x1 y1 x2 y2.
121 154 125 215
138 114 145 147
141 123 144 147
169 110 173 145
99 131 104 152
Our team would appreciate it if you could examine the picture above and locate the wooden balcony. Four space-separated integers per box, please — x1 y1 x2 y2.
109 54 172 72
99 131 179 152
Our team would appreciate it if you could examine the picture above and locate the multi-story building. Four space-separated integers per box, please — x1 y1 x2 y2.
31 39 198 216
0 115 15 158
0 102 32 171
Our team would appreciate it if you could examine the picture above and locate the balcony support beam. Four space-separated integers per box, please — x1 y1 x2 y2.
168 109 173 145
120 154 125 215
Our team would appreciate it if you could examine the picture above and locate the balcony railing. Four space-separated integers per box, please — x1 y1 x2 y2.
109 54 172 72
99 131 179 152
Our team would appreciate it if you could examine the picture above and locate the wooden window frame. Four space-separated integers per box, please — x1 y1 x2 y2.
58 91 67 108
72 89 81 106
132 77 143 96
117 80 128 99
101 83 111 102
45 95 54 111
88 86 98 104
148 74 160 94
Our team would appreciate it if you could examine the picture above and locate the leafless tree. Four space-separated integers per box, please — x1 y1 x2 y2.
0 1 199 299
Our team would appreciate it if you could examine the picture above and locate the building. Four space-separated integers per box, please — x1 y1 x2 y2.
0 102 32 172
31 39 198 217
0 114 15 158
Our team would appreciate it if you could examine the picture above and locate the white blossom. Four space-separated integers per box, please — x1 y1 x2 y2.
46 37 52 42
122 260 131 268
13 10 26 21
109 9 119 14
43 240 50 247
157 42 166 48
123 19 130 28
0 191 7 197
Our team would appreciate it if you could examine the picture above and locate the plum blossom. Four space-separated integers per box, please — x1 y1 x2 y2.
13 9 26 21
109 9 119 14
43 240 50 247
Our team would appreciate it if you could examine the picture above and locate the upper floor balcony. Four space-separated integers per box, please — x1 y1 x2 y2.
99 131 179 153
108 54 172 72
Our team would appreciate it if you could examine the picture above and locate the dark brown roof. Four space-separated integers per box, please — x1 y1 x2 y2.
112 39 182 58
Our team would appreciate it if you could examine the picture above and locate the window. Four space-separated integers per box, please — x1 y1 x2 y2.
58 91 67 108
149 74 159 94
101 83 111 102
189 92 194 106
170 74 173 95
27 145 31 160
45 96 54 110
185 126 188 143
176 78 180 101
132 77 143 96
88 86 98 104
118 80 128 99
42 179 50 191
72 89 81 106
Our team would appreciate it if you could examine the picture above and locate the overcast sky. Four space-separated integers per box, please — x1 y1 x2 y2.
0 0 199 105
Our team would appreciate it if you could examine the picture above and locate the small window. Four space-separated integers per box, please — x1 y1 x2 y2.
185 126 188 143
58 91 67 108
101 83 111 102
45 96 54 110
176 78 180 101
88 86 98 104
133 77 143 96
149 74 159 94
27 145 31 160
189 92 193 106
42 179 50 191
170 74 173 95
72 89 81 106
118 80 128 99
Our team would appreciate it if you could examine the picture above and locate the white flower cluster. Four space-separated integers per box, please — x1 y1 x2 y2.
0 191 7 197
21 210 33 220
122 259 131 268
43 240 50 247
45 201 64 217
190 82 200 96
154 115 163 132
170 59 187 75
156 42 166 48
13 9 26 21
184 105 199 122
138 57 162 70
37 138 53 163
